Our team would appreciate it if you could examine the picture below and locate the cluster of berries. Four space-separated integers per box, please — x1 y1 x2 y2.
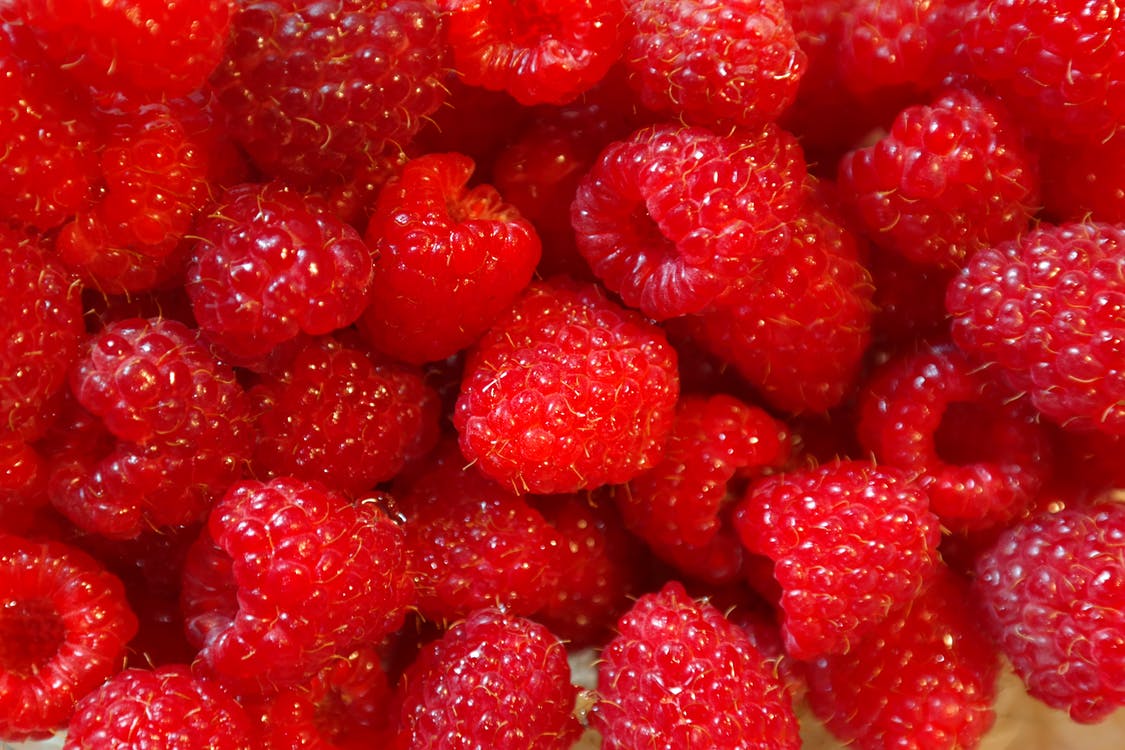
2 0 1125 748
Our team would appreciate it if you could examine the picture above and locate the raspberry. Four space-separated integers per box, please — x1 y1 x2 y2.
733 460 942 659
570 123 808 320
856 339 1054 531
250 335 439 496
454 277 680 494
838 88 1039 270
946 221 1125 435
64 665 253 749
623 0 807 128
973 502 1125 722
359 152 542 364
393 607 582 749
592 580 800 750
182 478 414 693
187 182 377 360
0 533 136 741
440 0 626 106
210 0 446 183
805 567 999 749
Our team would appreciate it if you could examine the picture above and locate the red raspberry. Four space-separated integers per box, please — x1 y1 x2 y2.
592 580 800 750
187 182 377 360
623 0 806 128
733 460 942 659
0 533 136 741
571 123 808 320
211 0 446 183
251 335 439 495
396 441 564 620
64 665 253 749
946 221 1125 435
359 152 542 364
394 607 581 749
805 567 999 749
1040 131 1125 224
974 502 1125 722
0 438 47 530
440 0 626 106
454 277 680 494
960 0 1125 142
838 88 1039 270
856 339 1054 531
182 478 414 693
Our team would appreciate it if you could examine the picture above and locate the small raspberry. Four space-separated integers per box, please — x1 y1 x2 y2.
64 665 253 749
946 221 1125 435
805 567 999 749
592 580 800 750
856 339 1054 531
187 182 377 359
440 0 626 106
359 152 542 364
393 607 582 749
211 0 446 183
733 460 942 659
974 502 1125 722
838 88 1039 270
571 123 808 320
454 277 680 494
0 533 136 742
623 0 806 128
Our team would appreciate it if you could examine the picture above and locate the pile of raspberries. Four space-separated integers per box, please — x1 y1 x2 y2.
2 0 1125 748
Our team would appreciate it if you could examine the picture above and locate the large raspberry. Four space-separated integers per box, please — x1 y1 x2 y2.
455 277 679 494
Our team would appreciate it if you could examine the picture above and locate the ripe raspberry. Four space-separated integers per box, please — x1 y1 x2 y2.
0 533 136 741
805 567 999 749
211 0 446 183
571 123 808 320
733 460 942 659
1040 131 1125 224
251 335 439 495
959 0 1125 142
623 0 806 128
946 221 1125 435
440 0 626 106
838 88 1039 270
592 580 800 750
0 438 47 529
359 152 542 364
182 478 414 693
396 441 564 621
454 277 680 494
64 665 253 749
187 182 377 360
856 339 1054 531
974 502 1125 722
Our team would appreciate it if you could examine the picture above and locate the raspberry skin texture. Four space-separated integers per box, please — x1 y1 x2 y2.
64 665 253 750
440 0 627 106
188 182 377 359
960 0 1125 142
973 502 1125 722
454 277 680 494
805 567 999 750
838 88 1039 270
393 607 582 750
571 123 808 320
360 152 542 364
250 335 440 495
856 339 1054 531
623 0 807 128
182 478 414 694
946 221 1125 435
0 533 137 742
734 460 942 659
592 580 800 750
211 0 446 183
